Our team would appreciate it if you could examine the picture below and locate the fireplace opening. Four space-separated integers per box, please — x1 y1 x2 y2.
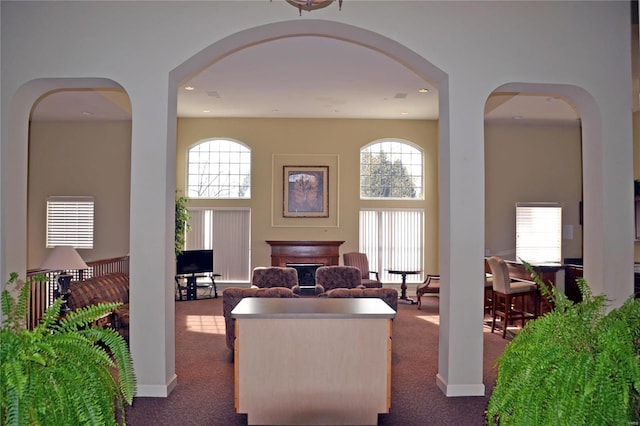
286 263 324 289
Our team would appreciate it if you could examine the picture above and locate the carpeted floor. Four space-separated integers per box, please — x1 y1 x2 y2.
125 294 509 425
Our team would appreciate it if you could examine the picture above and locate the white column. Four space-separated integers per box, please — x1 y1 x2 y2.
128 75 177 396
436 81 486 396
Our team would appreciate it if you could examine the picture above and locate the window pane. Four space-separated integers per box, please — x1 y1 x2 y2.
516 203 562 264
360 140 423 199
187 139 251 199
46 196 95 249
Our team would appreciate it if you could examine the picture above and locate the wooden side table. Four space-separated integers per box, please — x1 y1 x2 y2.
387 269 422 304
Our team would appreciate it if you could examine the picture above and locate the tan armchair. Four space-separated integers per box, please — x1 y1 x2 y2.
342 252 382 288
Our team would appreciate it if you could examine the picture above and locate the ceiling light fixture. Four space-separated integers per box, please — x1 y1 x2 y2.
185 86 195 91
278 0 343 16
418 88 429 93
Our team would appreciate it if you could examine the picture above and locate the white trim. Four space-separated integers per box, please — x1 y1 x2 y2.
436 374 485 397
135 374 178 397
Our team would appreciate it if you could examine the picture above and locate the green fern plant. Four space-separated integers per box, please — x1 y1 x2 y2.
486 262 640 425
0 272 136 426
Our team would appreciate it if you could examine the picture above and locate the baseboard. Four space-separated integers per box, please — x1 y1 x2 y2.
135 373 178 397
436 373 485 397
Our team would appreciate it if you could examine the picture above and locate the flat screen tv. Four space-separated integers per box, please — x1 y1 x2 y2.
176 249 214 275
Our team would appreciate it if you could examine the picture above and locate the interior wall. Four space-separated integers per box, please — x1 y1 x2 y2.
177 117 440 275
28 120 131 268
24 118 583 275
485 122 583 261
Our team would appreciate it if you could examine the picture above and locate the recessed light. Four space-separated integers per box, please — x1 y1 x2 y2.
400 112 409 115
81 111 93 116
546 97 558 102
185 86 195 91
202 109 210 113
418 88 429 93
512 115 523 120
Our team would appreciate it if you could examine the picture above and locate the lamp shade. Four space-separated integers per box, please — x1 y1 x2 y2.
41 246 88 271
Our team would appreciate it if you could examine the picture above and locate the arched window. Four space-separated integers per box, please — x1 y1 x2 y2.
360 140 423 199
187 139 251 199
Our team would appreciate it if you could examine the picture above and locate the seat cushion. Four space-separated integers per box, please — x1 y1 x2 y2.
508 281 537 294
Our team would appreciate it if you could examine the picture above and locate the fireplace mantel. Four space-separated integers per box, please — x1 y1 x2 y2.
266 240 344 267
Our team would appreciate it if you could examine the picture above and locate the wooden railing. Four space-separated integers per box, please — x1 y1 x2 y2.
25 255 129 329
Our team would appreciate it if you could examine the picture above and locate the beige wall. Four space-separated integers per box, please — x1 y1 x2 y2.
177 118 440 274
485 122 583 261
26 118 584 273
27 121 131 269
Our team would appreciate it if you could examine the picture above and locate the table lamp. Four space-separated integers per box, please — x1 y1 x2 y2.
41 246 89 313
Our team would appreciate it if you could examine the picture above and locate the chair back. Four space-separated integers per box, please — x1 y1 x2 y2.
343 252 371 276
251 267 299 289
315 266 362 292
486 256 510 293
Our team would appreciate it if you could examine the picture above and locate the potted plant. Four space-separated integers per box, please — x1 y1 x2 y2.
486 263 640 425
0 272 135 425
175 190 191 257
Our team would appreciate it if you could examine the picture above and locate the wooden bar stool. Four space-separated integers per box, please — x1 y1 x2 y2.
486 256 539 338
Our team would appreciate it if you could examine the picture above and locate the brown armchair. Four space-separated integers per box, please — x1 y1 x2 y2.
315 265 362 293
250 266 299 289
342 252 382 288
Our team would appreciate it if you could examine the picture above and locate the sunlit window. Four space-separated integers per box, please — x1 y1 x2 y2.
360 140 423 199
516 203 562 264
187 139 251 199
46 196 94 249
360 208 424 282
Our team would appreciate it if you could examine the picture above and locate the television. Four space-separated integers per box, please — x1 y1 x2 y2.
176 249 214 275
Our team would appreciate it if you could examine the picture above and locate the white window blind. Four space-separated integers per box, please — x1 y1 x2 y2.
516 203 562 264
46 196 95 249
186 208 251 281
360 208 424 282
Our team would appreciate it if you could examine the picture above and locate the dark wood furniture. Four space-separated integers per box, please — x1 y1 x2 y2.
487 256 539 339
387 269 422 304
174 273 220 301
485 258 563 315
266 240 344 266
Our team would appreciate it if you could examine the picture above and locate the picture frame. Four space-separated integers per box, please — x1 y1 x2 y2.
283 165 329 218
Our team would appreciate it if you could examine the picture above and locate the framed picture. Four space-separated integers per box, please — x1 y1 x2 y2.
283 165 329 218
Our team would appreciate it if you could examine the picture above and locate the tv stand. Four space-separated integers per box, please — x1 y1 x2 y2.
175 273 220 301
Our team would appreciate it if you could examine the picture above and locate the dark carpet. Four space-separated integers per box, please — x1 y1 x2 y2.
125 295 508 425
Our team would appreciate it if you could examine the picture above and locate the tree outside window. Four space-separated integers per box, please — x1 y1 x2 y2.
360 140 423 199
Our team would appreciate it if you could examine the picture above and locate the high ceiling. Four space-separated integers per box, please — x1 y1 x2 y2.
31 36 582 124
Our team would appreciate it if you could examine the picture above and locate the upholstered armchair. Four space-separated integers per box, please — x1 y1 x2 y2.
315 265 362 293
222 287 299 350
343 252 382 288
250 266 299 289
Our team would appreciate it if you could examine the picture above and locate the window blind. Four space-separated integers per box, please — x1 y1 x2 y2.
359 208 424 282
186 208 251 281
515 202 562 264
46 196 95 249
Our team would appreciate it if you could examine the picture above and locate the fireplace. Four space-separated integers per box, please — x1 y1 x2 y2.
286 263 324 285
266 240 344 267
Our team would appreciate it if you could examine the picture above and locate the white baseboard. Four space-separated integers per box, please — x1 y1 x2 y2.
436 373 485 397
135 373 178 397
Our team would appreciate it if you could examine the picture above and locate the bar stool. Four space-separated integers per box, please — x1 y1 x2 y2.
486 256 539 338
